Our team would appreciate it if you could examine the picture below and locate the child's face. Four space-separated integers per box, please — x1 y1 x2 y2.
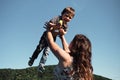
62 13 74 22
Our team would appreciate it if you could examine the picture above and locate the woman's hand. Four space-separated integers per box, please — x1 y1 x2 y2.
59 28 66 36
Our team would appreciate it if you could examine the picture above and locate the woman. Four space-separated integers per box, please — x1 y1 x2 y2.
47 29 93 80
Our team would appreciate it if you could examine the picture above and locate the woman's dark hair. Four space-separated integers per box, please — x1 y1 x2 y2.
70 34 93 80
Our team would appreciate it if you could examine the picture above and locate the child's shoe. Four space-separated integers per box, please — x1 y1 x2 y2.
28 57 34 66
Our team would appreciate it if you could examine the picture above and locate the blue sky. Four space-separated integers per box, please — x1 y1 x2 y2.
0 0 120 80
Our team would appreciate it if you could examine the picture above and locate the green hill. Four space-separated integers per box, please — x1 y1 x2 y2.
0 65 112 80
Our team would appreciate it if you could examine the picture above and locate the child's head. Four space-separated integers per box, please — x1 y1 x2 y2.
61 7 75 22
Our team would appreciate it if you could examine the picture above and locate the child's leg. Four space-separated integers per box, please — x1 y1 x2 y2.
28 31 47 66
28 44 43 66
38 46 50 72
40 46 50 64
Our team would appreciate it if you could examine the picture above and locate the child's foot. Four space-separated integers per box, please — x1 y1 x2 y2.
37 63 45 73
28 57 34 66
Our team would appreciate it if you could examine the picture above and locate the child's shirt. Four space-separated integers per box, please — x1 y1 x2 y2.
44 15 68 37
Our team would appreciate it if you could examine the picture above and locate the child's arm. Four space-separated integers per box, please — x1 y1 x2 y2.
44 21 56 30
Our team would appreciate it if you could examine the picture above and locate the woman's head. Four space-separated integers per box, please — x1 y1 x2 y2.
69 34 93 80
69 34 91 56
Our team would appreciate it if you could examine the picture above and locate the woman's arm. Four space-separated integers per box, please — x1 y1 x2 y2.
47 31 71 65
59 29 70 53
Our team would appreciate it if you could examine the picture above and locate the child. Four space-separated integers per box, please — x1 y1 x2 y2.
28 7 75 73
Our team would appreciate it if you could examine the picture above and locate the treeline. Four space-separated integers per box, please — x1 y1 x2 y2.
0 65 112 80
